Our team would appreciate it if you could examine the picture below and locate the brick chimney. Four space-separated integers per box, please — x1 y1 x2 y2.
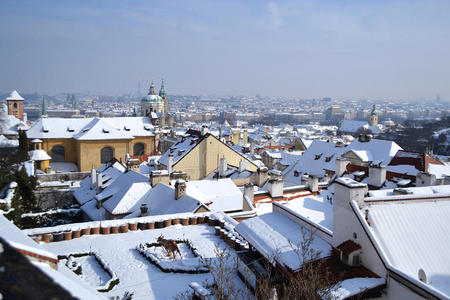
175 179 186 200
253 166 268 187
150 170 170 187
416 172 436 187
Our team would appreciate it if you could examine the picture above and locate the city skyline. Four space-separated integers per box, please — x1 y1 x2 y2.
1 0 450 99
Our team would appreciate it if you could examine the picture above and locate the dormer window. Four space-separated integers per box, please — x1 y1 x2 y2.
103 128 110 133
337 240 362 267
42 125 49 133
67 126 74 132
294 170 299 177
325 156 332 162
83 128 90 132
178 150 185 156
315 154 322 160
144 125 151 130
124 126 130 131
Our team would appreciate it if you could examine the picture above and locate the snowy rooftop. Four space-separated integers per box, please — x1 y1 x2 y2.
235 212 331 272
27 117 155 140
367 198 450 297
6 90 24 101
29 149 51 161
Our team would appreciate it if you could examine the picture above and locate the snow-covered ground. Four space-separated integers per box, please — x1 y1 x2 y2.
41 223 247 299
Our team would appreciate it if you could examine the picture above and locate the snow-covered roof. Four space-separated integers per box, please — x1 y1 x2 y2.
74 161 126 205
27 117 154 140
347 138 402 166
0 135 18 148
367 198 450 297
6 90 24 101
0 214 56 261
339 120 368 133
141 183 205 216
235 212 331 272
185 179 243 212
29 149 51 161
329 277 385 300
98 171 151 215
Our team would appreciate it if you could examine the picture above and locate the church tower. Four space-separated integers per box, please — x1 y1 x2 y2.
149 78 157 95
369 104 378 126
6 90 24 121
159 79 167 114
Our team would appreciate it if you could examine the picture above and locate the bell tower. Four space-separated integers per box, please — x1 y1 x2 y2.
369 104 378 126
6 90 24 121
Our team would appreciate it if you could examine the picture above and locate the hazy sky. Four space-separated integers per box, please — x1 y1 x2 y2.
1 0 449 99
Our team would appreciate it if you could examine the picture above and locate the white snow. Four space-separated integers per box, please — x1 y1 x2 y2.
39 223 243 299
6 90 24 100
50 162 79 173
368 199 450 297
329 277 385 299
29 149 51 161
235 212 331 272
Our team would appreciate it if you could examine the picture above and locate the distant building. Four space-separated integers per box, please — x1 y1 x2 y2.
140 79 174 127
6 90 25 121
369 104 378 126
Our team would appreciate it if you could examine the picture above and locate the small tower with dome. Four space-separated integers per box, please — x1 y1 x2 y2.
369 104 378 126
141 78 165 117
6 90 24 121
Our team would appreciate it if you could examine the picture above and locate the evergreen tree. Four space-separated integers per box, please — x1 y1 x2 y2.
18 130 29 161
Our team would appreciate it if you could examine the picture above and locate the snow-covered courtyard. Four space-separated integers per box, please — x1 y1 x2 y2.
41 223 245 299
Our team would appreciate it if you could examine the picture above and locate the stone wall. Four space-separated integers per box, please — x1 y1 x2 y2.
35 189 76 210
36 172 90 182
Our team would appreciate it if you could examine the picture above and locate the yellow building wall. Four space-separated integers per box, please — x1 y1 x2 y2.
174 135 258 180
77 139 131 171
131 136 155 156
41 139 78 164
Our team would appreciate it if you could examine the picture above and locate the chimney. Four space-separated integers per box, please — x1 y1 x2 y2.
333 178 368 247
175 179 186 200
243 183 254 203
96 172 103 193
308 175 319 193
268 178 284 198
368 165 386 188
201 125 209 136
90 167 97 190
250 142 255 154
300 174 309 185
218 157 227 178
150 170 170 187
416 172 436 187
253 166 269 187
168 154 174 174
239 160 248 173
140 204 148 217
335 158 349 178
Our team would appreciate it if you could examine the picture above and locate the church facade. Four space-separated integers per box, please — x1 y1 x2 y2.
140 79 174 127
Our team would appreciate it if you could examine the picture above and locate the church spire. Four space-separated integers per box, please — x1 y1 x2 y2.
42 96 47 116
159 78 166 97
149 78 156 95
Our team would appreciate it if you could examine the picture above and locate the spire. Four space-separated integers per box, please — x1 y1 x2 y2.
159 78 166 97
149 78 156 95
371 104 377 116
42 96 47 116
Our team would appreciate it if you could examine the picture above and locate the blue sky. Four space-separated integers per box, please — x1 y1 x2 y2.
0 0 449 99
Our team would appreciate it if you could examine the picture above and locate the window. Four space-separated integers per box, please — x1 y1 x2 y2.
133 143 145 156
13 103 17 108
352 254 360 266
100 147 114 163
51 145 65 162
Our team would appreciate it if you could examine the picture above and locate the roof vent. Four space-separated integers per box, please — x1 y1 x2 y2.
418 268 427 284
124 126 130 131
103 128 110 133
42 125 49 133
144 125 151 130
393 188 413 195
67 126 74 132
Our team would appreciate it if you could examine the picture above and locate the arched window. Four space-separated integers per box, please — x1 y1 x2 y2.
13 103 17 108
100 146 114 164
51 145 65 162
133 143 145 156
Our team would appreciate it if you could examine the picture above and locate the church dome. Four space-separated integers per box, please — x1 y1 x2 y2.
141 94 163 103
